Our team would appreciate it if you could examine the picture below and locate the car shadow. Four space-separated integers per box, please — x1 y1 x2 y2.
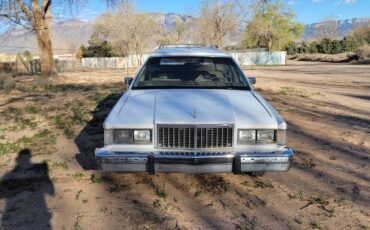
74 92 122 170
0 149 54 230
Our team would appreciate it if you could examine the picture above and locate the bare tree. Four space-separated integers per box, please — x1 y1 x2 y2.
174 19 186 43
0 0 55 78
313 17 340 41
0 0 121 81
157 17 189 45
194 0 245 47
93 2 161 61
349 21 370 45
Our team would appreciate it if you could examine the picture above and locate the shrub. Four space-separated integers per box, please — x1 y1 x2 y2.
285 42 297 55
79 34 120 58
308 41 319 53
0 72 15 91
356 45 370 60
286 35 363 56
348 23 370 46
340 36 361 52
318 38 334 54
298 42 309 54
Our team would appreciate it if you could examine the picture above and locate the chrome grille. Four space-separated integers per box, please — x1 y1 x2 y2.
158 151 232 156
157 125 233 149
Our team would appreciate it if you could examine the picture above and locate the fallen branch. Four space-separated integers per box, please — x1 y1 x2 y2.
299 201 313 210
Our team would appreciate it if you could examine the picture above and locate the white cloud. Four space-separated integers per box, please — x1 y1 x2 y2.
287 0 297 5
335 0 356 5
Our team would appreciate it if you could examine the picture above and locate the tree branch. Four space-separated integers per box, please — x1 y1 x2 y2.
0 13 32 29
42 0 51 17
15 0 33 21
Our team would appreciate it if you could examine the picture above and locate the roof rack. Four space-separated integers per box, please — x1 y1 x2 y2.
158 44 219 49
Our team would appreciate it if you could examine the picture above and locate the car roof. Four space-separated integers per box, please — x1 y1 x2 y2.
149 45 232 58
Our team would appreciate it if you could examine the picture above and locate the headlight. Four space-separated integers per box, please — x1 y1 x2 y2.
114 129 133 143
114 129 151 144
238 129 276 144
134 130 151 141
256 130 275 142
238 130 256 144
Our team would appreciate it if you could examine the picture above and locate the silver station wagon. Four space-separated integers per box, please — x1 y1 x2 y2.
95 44 294 175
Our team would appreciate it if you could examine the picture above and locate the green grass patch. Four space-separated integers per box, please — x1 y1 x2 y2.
72 172 85 181
75 190 83 200
106 185 119 193
288 192 304 200
156 185 167 199
6 106 22 117
90 173 102 184
7 117 38 131
311 221 322 229
54 114 75 139
279 86 308 97
53 100 92 139
311 196 329 206
0 142 18 155
25 105 42 114
71 105 90 125
53 162 69 170
0 129 56 156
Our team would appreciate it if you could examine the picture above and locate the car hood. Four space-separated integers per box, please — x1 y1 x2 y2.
105 89 282 129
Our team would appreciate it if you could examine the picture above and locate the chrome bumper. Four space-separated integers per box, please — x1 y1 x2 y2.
95 148 294 174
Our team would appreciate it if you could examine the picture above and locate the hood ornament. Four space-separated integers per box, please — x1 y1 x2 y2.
192 108 197 119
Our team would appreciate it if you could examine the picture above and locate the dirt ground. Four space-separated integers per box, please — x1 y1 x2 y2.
0 61 369 230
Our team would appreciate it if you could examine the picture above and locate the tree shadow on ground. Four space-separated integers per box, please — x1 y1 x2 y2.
0 149 54 230
74 92 122 170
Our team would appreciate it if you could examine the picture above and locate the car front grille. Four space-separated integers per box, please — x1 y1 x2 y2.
157 125 233 149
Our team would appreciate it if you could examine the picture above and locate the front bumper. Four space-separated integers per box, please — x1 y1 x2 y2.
95 148 294 174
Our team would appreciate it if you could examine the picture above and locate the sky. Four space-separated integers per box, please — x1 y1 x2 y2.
55 0 370 24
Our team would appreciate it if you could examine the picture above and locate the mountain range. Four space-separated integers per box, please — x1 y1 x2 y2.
0 14 369 55
302 18 370 39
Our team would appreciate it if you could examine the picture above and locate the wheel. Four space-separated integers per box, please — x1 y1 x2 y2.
249 171 265 177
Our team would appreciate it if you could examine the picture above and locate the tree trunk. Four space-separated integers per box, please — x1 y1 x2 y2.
33 3 56 78
35 29 55 77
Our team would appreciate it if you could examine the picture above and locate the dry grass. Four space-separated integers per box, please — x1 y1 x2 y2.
289 52 357 63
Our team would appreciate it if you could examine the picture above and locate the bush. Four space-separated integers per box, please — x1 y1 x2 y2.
308 41 319 53
0 72 15 91
348 23 370 46
356 45 370 60
340 36 360 52
79 34 120 58
298 42 309 54
286 42 297 55
287 36 363 55
317 39 333 54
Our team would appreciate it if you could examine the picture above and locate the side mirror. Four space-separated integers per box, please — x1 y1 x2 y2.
124 77 133 86
248 77 256 85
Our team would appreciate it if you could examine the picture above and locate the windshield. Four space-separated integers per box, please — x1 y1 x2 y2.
132 57 250 90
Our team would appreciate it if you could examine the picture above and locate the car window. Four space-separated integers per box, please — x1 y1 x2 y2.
132 57 250 90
